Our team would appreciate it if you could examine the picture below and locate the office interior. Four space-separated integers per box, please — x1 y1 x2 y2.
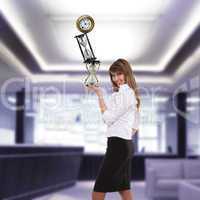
0 0 200 199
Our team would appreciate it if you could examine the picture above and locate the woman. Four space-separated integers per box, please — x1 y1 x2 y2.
87 58 140 200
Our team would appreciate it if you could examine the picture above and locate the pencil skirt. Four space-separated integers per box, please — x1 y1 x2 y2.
93 136 134 192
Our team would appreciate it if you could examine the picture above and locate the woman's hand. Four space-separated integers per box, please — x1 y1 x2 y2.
86 84 103 97
86 84 107 113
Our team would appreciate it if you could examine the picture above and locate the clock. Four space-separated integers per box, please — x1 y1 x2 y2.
76 15 95 33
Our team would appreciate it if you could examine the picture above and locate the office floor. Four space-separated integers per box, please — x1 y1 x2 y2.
34 181 147 200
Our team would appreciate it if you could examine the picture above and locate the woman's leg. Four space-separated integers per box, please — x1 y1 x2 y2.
118 189 133 200
92 191 106 200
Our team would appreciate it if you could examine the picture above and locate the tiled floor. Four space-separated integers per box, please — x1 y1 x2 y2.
34 181 147 200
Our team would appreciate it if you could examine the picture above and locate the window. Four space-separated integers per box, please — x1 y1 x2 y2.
186 89 200 155
136 93 177 154
33 93 109 154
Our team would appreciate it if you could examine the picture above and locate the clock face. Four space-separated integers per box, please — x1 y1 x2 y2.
76 15 95 33
80 18 92 31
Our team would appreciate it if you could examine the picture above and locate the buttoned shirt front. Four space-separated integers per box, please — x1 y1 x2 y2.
102 83 140 140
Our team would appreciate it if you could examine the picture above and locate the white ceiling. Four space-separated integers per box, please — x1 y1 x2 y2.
1 0 200 71
0 0 200 87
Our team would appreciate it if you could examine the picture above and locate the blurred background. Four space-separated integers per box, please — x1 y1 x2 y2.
0 0 200 199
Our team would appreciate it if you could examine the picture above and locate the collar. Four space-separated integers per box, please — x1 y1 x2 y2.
119 83 129 92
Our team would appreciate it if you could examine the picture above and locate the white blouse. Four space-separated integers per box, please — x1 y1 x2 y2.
102 83 140 140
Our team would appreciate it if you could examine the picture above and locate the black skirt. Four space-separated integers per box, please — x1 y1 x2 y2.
93 136 134 193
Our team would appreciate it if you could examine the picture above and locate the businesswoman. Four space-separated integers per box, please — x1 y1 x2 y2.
87 58 140 200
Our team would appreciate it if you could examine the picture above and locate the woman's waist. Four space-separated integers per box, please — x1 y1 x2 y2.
106 136 134 155
107 136 132 142
106 123 132 135
106 130 133 140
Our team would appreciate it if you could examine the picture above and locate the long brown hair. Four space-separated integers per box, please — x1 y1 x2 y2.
109 58 141 111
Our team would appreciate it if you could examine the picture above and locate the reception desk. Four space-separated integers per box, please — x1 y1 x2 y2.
0 145 84 200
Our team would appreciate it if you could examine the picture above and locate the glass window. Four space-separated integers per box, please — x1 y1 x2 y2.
136 93 177 154
32 91 178 155
0 128 15 144
33 93 109 154
186 89 200 155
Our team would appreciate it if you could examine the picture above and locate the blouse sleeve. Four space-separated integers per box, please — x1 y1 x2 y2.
102 90 136 126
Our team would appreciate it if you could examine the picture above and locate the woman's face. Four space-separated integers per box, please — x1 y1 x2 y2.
111 71 126 87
